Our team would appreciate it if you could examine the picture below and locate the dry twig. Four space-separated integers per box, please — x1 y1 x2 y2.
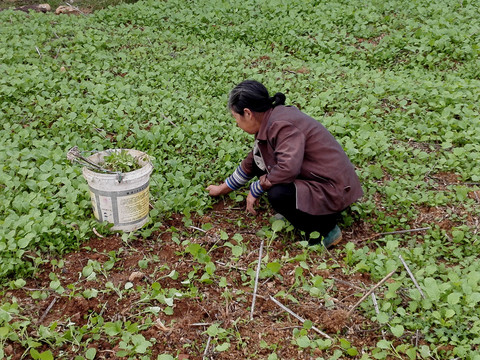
189 226 207 233
379 227 431 236
215 261 247 272
162 114 177 127
39 297 57 323
347 269 397 318
154 319 171 332
473 191 480 203
189 322 212 327
415 329 421 347
331 277 365 291
24 287 54 292
203 336 212 360
65 2 86 16
398 255 426 299
276 325 303 331
92 227 104 238
250 239 264 320
371 293 386 339
269 295 332 340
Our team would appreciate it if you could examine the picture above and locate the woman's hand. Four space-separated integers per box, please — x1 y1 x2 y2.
206 183 232 197
246 191 258 215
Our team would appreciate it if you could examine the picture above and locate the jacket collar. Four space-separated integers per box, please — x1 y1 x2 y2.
256 107 274 141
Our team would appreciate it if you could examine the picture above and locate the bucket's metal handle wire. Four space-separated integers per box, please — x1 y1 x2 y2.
67 146 123 182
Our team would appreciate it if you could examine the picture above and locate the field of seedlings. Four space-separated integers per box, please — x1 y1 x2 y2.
1 0 480 359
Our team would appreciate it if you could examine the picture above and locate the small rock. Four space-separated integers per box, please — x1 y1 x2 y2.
15 4 51 13
154 318 171 332
60 66 66 72
55 5 79 15
128 271 145 282
39 4 51 11
4 345 13 356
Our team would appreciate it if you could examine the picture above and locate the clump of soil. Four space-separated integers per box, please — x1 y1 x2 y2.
320 309 349 333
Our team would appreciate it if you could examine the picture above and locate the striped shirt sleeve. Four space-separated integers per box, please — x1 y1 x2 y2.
249 180 265 198
225 165 252 191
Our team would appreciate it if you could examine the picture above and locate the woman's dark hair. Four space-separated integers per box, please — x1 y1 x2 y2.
228 80 286 115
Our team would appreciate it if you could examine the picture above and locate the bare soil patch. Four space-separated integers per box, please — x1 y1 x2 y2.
2 199 393 359
3 172 476 358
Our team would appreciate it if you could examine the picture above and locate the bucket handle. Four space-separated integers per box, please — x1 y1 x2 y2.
67 146 125 182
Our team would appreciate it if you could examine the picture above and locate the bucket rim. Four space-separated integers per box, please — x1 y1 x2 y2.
82 149 153 181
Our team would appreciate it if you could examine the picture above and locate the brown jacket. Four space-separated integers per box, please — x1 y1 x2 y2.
241 106 363 215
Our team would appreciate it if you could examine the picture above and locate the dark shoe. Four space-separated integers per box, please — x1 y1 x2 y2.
308 225 343 248
322 225 342 248
273 213 285 220
269 213 285 225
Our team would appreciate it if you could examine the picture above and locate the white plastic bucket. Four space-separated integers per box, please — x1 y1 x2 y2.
82 149 154 232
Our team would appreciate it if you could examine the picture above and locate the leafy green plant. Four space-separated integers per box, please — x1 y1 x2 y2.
205 323 232 353
0 0 480 357
101 150 145 173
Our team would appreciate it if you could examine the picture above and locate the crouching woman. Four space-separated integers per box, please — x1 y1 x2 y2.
207 80 363 247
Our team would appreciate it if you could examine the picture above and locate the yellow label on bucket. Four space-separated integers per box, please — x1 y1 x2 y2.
117 186 150 223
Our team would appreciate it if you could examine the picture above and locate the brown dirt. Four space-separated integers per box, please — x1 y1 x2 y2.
2 175 478 359
320 309 349 333
1 199 385 359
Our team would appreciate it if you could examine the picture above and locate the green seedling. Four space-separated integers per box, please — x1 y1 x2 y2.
0 0 480 357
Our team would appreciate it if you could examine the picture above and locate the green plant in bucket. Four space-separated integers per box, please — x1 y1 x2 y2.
102 150 145 173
